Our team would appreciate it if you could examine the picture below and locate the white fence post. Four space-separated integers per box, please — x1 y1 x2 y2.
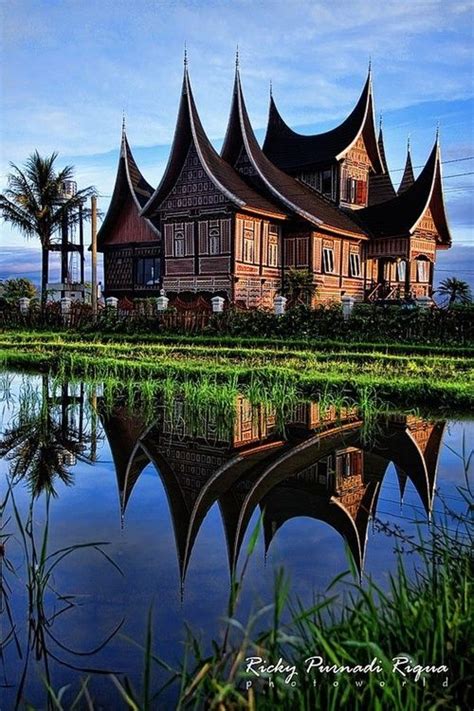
156 292 170 312
341 295 355 321
211 296 225 313
274 295 287 316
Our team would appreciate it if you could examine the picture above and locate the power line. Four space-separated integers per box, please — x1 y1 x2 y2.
391 156 474 173
444 171 474 180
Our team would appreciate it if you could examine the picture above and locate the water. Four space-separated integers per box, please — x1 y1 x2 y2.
0 373 471 709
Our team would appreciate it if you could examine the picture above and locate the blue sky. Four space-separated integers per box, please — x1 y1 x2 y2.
1 0 473 286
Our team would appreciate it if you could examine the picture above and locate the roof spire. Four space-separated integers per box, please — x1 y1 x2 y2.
436 121 440 142
368 55 372 76
378 111 383 134
407 133 411 152
184 41 188 68
269 79 273 97
235 44 239 70
122 109 126 135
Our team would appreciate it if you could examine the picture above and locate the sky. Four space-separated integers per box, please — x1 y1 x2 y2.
0 0 473 288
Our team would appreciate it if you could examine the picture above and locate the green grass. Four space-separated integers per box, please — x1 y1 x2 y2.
1 329 473 409
30 505 473 711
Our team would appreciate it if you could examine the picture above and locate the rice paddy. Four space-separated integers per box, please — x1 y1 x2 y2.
0 330 473 409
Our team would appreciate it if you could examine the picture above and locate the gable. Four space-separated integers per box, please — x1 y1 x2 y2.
235 145 257 177
417 205 436 234
159 144 228 213
102 193 157 247
344 134 373 171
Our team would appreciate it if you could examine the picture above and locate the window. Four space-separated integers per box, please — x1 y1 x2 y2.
268 225 279 266
244 237 254 263
268 241 278 267
174 228 185 257
135 257 161 286
243 225 254 263
417 259 429 282
321 169 332 195
209 227 220 255
346 178 357 204
397 260 406 281
323 247 335 274
349 252 361 277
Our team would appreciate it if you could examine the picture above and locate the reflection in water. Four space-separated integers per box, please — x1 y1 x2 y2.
0 376 97 496
97 393 445 586
0 375 459 708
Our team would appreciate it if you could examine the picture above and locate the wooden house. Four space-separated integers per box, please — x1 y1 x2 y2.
97 60 452 307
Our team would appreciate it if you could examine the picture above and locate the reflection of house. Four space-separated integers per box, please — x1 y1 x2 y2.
97 393 445 590
98 60 451 306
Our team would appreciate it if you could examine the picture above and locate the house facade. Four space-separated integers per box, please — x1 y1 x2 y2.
97 61 452 308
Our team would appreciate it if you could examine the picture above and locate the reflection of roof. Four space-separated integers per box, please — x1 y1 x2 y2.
262 72 383 174
262 477 381 575
221 69 366 236
356 139 451 245
97 129 159 249
141 67 286 221
97 401 149 512
99 397 446 589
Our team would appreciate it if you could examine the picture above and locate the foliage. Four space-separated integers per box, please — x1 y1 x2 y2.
1 330 473 409
0 151 96 302
282 267 317 304
436 276 472 307
0 277 37 302
1 297 473 345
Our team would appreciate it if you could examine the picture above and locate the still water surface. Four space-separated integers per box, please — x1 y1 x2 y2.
0 373 470 708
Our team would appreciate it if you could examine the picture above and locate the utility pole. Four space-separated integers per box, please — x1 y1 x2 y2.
91 195 97 318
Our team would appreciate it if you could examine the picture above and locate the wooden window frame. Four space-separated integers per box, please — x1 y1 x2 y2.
349 252 361 277
323 247 335 274
416 259 430 282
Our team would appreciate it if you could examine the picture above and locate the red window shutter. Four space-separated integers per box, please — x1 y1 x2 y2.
356 180 365 205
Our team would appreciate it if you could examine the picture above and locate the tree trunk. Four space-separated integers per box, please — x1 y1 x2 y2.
41 246 49 309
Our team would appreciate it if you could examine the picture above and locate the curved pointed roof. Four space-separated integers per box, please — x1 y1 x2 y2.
141 66 286 220
356 137 451 245
221 70 366 236
97 127 159 248
368 125 396 205
398 141 415 194
261 71 383 174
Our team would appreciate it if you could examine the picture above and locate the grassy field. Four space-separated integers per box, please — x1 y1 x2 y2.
1 328 473 409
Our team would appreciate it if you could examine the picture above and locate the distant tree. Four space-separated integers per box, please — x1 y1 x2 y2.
283 268 317 305
2 277 37 302
0 151 95 306
436 277 472 307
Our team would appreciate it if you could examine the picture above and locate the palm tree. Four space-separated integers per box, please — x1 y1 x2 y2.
0 151 95 306
436 277 472 307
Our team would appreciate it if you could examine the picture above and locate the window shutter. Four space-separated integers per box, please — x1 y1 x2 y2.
262 222 269 266
185 223 194 256
221 219 231 253
198 221 208 254
285 239 296 266
164 224 173 256
235 218 243 261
